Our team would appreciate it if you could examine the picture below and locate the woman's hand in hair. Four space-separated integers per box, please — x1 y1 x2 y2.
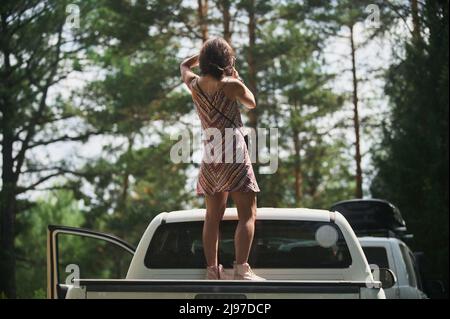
231 67 239 78
180 54 200 91
181 53 199 69
231 68 244 83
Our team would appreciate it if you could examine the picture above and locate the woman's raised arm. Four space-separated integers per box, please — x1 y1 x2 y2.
180 54 199 90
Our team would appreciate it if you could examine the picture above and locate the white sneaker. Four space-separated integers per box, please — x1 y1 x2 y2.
233 262 266 281
205 264 231 280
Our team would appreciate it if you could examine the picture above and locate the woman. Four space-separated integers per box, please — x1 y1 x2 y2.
180 37 264 281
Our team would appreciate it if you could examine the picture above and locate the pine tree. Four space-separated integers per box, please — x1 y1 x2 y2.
371 0 449 288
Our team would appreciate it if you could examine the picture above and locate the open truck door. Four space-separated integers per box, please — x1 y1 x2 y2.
47 225 135 299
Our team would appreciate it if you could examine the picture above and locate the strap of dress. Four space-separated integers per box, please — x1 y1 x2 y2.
195 77 247 142
195 76 228 98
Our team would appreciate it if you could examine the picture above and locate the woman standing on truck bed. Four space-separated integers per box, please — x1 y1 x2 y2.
180 37 264 281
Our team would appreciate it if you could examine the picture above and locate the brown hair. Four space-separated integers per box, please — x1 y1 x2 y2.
199 37 235 80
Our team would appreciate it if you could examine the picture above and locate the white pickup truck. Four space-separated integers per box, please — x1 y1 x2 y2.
47 208 396 299
330 199 442 299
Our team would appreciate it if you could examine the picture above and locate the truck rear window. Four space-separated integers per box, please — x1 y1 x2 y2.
145 220 352 269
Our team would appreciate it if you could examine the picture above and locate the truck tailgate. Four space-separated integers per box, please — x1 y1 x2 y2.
69 279 370 299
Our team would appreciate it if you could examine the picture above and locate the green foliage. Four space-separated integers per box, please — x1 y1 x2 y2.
252 17 351 208
15 189 136 298
371 0 449 287
76 136 192 244
15 190 85 299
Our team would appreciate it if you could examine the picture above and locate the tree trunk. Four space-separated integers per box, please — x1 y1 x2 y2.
219 0 232 44
0 130 18 299
0 19 17 297
350 24 363 198
198 0 209 42
114 135 135 278
246 0 259 178
0 113 17 300
292 117 303 206
120 136 134 207
411 0 421 41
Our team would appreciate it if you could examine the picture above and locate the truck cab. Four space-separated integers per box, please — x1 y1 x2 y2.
359 236 427 299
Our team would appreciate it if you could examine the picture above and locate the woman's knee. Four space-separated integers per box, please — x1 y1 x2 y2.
231 192 256 221
238 207 256 224
241 213 256 224
205 206 226 224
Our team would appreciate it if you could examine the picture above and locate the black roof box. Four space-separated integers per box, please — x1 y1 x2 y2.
330 199 407 237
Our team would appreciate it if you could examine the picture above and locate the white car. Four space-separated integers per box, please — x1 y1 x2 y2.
47 208 396 299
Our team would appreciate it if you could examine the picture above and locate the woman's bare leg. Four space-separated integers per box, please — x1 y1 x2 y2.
203 192 228 267
230 192 257 264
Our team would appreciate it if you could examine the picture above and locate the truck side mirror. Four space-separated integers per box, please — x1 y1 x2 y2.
378 268 397 289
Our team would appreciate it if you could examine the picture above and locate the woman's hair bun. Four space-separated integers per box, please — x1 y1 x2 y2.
208 62 225 72
199 37 235 80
